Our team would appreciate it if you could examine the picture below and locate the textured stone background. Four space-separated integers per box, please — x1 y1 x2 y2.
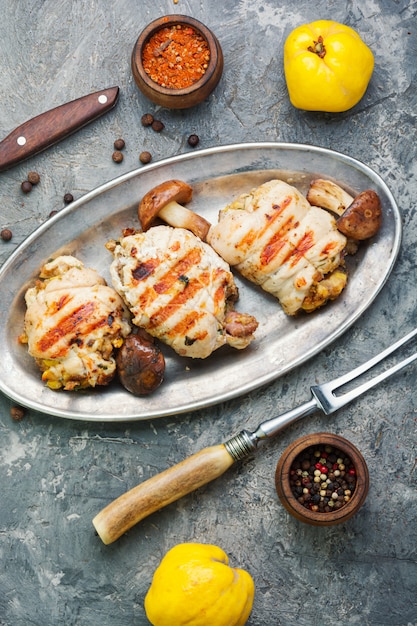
0 1 416 624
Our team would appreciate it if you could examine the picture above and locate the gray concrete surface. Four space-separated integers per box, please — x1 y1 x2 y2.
0 1 416 625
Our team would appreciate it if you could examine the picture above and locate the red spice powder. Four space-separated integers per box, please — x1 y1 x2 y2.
142 25 210 89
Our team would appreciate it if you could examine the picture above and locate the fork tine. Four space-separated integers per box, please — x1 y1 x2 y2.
311 328 417 413
323 327 417 392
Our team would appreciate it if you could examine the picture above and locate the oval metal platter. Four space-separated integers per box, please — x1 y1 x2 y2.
0 143 402 421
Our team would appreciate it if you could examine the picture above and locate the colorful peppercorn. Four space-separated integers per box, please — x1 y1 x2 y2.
289 444 357 513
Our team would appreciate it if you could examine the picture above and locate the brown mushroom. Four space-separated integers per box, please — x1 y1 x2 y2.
138 179 211 241
336 190 382 240
307 179 382 240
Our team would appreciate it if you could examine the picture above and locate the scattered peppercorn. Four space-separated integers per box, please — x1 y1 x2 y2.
139 151 152 164
187 134 200 147
112 150 124 163
10 405 25 421
151 119 165 133
49 210 58 218
114 138 125 150
27 171 41 185
64 193 74 204
289 444 357 513
21 180 33 194
141 113 154 127
1 228 12 241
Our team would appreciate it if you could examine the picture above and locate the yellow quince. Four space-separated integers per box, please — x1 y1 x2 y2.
144 543 255 626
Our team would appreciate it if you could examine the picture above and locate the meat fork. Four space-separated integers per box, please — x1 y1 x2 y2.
93 327 417 544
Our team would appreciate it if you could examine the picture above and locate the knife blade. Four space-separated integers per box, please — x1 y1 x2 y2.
0 86 119 172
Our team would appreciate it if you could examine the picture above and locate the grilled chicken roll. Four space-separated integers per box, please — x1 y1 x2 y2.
21 255 131 390
108 225 258 359
207 179 348 316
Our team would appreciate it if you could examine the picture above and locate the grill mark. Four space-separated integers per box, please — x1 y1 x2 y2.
240 196 295 259
287 231 315 267
321 240 341 256
147 274 209 331
168 310 207 344
132 258 159 281
153 248 202 294
135 247 204 313
36 301 108 355
260 215 299 267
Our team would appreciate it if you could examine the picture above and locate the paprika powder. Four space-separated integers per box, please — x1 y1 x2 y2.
142 24 210 89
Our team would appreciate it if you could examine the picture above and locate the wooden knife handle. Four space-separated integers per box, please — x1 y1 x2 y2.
92 444 235 545
0 86 119 171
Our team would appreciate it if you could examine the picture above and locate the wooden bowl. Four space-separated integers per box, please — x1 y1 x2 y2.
131 15 223 109
275 433 369 526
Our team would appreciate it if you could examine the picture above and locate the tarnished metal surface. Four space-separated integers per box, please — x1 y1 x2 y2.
0 143 401 420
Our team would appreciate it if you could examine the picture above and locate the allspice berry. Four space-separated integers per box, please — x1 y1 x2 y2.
27 171 41 185
21 180 33 193
114 138 125 150
11 405 25 421
112 150 124 163
141 113 154 127
151 119 164 133
139 151 152 164
1 228 12 241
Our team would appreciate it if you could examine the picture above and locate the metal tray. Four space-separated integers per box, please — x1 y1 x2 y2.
0 143 402 421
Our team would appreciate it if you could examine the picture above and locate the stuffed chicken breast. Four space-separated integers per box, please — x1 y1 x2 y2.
207 179 348 315
21 255 131 390
108 225 258 359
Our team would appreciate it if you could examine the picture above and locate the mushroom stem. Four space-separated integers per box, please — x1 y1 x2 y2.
138 179 211 241
307 179 354 216
158 200 211 241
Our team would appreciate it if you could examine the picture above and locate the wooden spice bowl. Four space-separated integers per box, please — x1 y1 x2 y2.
131 15 224 109
275 433 369 526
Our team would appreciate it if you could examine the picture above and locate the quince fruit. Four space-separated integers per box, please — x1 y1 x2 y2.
144 543 255 626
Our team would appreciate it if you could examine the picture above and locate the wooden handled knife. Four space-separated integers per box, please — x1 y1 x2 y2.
0 86 119 171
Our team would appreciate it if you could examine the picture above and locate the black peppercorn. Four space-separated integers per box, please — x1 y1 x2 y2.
64 193 74 204
1 228 12 241
114 138 125 150
139 151 152 164
151 119 164 132
49 210 58 218
27 171 40 185
21 180 33 193
187 134 200 147
141 113 154 127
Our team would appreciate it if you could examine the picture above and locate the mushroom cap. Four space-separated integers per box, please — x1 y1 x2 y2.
336 189 382 240
138 179 193 231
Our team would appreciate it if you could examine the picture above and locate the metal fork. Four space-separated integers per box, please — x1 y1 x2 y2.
226 326 417 459
94 327 417 544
